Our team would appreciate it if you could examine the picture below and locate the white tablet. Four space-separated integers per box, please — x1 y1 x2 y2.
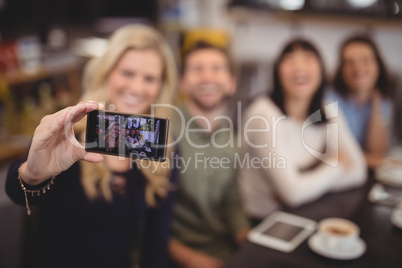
248 211 317 252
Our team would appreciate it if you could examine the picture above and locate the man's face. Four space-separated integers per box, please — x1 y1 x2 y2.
181 49 236 110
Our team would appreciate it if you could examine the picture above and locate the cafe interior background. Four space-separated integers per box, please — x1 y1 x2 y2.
0 0 402 267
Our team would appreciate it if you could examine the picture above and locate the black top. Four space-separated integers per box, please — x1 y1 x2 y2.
6 159 177 268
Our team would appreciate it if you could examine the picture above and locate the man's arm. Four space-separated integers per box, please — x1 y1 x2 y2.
222 171 251 245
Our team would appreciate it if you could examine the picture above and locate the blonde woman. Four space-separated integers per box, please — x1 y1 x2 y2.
6 24 177 268
104 121 124 153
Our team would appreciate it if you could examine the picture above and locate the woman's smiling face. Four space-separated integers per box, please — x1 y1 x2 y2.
106 49 163 114
279 48 322 101
342 42 379 94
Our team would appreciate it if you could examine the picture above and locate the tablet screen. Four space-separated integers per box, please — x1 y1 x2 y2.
263 221 304 242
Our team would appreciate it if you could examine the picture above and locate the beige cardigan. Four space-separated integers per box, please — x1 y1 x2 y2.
239 97 367 219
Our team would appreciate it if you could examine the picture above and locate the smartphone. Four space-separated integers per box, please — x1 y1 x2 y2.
248 211 316 253
85 110 169 161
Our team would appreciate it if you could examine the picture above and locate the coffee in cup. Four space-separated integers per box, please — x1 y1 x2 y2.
317 218 359 253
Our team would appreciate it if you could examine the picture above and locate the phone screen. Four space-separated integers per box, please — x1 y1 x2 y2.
262 221 304 242
85 110 169 161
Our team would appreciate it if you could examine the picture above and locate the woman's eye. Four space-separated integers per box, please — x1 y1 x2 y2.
189 66 202 73
145 76 157 83
363 57 373 65
344 60 354 67
304 52 317 61
213 65 225 72
120 70 134 78
306 55 315 61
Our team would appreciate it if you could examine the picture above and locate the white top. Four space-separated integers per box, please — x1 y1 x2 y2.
239 97 367 219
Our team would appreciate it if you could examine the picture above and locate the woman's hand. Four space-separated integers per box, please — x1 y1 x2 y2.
19 101 104 185
365 89 389 168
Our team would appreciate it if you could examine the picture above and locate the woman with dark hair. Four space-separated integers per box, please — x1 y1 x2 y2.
328 35 393 168
239 39 366 220
128 127 139 145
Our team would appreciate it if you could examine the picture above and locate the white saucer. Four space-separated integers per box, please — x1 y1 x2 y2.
308 234 366 260
375 161 402 187
391 208 402 229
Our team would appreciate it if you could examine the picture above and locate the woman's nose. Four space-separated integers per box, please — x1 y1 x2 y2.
127 77 146 94
293 57 306 70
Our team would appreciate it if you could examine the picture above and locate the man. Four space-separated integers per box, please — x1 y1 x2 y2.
169 41 250 268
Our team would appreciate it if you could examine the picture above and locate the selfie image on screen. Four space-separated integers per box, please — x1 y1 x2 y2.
263 221 304 242
86 110 166 160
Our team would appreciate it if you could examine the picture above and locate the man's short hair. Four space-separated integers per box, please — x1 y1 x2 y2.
181 40 235 76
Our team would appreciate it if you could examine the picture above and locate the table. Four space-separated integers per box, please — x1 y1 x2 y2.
225 175 402 268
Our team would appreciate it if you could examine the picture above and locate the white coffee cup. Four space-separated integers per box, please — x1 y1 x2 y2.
317 218 360 253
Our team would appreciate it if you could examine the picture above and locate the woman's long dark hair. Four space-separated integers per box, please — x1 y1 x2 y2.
129 128 137 139
271 39 328 124
333 35 391 98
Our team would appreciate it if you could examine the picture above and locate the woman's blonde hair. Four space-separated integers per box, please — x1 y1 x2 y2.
104 121 122 152
76 24 177 206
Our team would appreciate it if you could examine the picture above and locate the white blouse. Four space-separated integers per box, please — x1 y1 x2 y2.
239 97 367 219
